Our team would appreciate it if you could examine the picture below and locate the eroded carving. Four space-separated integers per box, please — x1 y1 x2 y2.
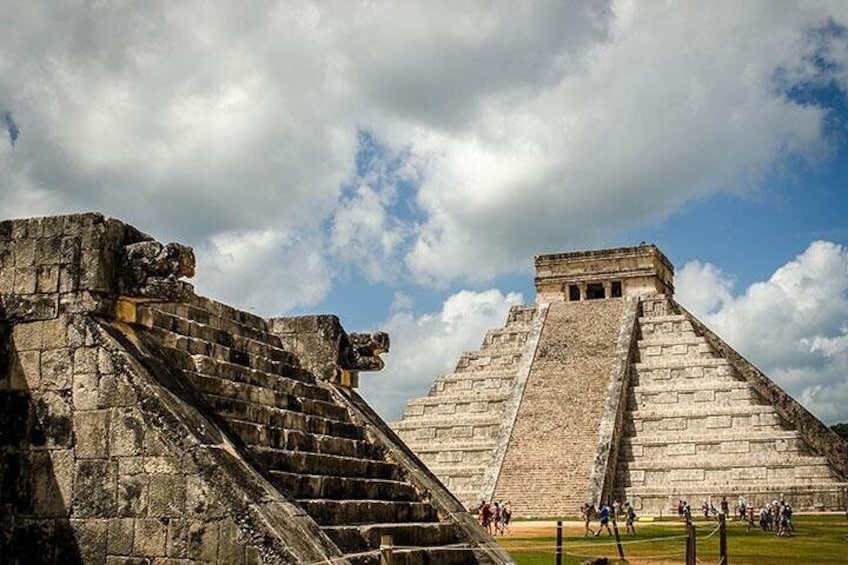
119 240 196 301
339 331 390 372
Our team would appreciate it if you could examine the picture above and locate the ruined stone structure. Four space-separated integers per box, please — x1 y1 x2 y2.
394 245 848 517
0 213 513 564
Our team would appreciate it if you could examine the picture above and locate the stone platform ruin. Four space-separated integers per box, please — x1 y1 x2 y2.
394 245 848 517
0 212 513 564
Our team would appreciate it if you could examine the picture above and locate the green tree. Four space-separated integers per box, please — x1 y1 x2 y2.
830 423 848 441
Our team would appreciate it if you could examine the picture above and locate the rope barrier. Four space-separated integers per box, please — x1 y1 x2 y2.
698 523 722 540
301 516 729 564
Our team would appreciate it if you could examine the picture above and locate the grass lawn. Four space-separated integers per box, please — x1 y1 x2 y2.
497 515 848 564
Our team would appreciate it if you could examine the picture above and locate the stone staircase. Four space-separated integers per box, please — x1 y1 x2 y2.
136 296 491 565
618 295 844 512
394 306 538 507
493 299 629 517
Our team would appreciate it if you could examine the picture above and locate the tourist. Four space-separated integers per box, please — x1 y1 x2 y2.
493 501 503 536
624 501 637 535
479 500 493 534
677 499 684 520
595 502 613 536
759 505 770 531
501 501 512 534
777 501 793 537
747 504 755 532
581 503 596 537
720 496 729 517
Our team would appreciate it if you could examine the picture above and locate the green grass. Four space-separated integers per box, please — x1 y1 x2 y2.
499 515 848 564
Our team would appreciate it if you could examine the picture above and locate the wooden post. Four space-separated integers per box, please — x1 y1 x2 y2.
719 513 728 565
611 515 625 561
555 520 563 565
686 519 696 565
380 535 393 565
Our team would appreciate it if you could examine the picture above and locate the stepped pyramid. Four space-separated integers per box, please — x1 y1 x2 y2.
394 245 848 517
0 213 512 564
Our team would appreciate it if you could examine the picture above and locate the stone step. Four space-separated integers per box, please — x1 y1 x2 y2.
209 396 363 439
630 403 775 420
506 305 537 325
298 500 439 526
204 389 351 426
403 440 497 454
434 368 517 383
638 314 688 326
634 357 732 371
146 307 281 363
625 481 848 498
481 328 531 349
620 439 808 462
193 353 315 385
405 390 512 408
188 370 332 405
249 447 403 480
637 334 708 347
429 375 517 397
394 409 504 425
632 386 753 409
146 317 298 369
346 545 483 565
270 472 419 501
323 522 460 554
637 338 713 359
626 430 800 446
624 454 832 472
188 371 343 419
639 296 675 318
638 318 693 334
455 352 523 372
633 363 736 384
631 379 749 394
198 377 349 421
396 422 501 444
424 463 489 478
415 449 493 468
228 420 376 458
401 396 508 419
150 298 272 343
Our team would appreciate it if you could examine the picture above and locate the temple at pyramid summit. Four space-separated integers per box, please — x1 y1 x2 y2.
393 245 848 517
0 213 512 564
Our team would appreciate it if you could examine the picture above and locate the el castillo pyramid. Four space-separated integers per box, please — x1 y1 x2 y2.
0 213 512 564
394 245 848 517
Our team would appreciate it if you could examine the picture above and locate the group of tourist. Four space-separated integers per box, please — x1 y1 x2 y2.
477 500 512 536
676 496 794 537
580 500 638 536
758 499 794 536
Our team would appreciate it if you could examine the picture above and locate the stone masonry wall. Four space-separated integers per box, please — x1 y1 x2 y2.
0 313 275 564
0 213 151 324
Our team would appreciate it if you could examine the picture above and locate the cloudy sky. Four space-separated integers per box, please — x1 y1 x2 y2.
2 1 847 423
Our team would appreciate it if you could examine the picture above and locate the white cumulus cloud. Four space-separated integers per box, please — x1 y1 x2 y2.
197 229 332 315
1 2 848 312
676 241 848 423
359 288 524 420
